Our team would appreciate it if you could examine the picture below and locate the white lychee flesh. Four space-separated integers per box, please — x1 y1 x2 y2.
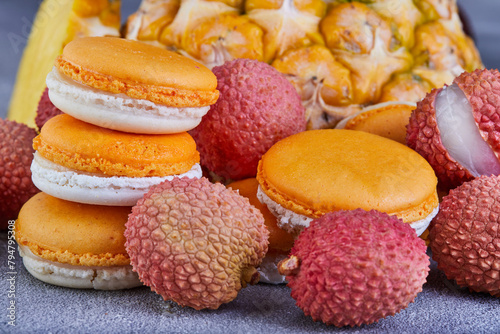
435 84 500 177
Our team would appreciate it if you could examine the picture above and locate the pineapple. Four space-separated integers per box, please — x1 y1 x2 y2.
124 0 482 128
8 0 120 128
10 0 482 129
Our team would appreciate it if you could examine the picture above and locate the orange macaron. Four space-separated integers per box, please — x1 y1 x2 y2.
45 37 219 134
335 101 416 145
15 192 141 290
31 114 202 205
228 178 295 284
256 129 439 236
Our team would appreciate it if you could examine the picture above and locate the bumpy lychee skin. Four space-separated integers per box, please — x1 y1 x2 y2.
278 209 429 327
190 58 306 180
35 87 63 130
407 69 500 190
125 177 269 310
429 175 500 297
0 119 39 229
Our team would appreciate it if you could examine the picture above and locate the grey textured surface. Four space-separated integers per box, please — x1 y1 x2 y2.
1 232 499 333
1 1 500 333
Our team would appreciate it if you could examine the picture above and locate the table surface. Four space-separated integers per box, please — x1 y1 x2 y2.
1 1 500 333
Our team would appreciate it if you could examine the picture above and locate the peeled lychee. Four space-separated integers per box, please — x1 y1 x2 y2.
429 175 500 297
0 119 39 228
35 87 63 130
190 58 306 181
407 69 500 190
125 177 269 310
278 209 429 327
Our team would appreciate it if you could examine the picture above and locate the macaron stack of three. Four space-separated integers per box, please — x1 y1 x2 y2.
15 37 219 290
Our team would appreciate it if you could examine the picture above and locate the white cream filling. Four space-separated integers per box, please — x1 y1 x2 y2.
31 152 202 205
257 185 437 236
18 245 142 290
410 204 439 236
31 152 201 191
256 185 313 235
46 67 209 119
45 67 211 133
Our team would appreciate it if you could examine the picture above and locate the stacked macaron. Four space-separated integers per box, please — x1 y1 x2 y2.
16 37 219 290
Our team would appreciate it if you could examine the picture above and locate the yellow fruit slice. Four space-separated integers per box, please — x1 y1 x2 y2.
8 0 120 127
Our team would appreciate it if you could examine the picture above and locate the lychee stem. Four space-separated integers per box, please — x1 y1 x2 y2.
241 267 260 287
277 255 300 276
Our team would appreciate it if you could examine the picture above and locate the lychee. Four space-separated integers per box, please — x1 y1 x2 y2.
35 87 63 130
407 69 500 190
125 177 269 310
429 175 500 297
190 58 306 181
278 209 429 327
0 119 39 229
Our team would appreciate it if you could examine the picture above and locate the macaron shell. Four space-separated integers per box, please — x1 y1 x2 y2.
342 102 415 144
15 192 131 267
46 67 210 134
227 178 294 252
56 37 219 107
33 114 200 177
257 129 438 223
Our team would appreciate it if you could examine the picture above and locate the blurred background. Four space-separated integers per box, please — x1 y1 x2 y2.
1 0 499 120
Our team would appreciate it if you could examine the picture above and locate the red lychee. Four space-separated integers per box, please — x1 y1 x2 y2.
125 177 269 310
0 119 39 228
429 175 500 297
407 69 500 191
35 87 63 130
278 209 429 327
190 58 306 181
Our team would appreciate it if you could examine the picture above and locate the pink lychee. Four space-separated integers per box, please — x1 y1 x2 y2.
190 58 306 181
0 119 39 228
278 209 429 327
429 175 500 297
125 177 269 310
35 87 63 130
407 69 500 191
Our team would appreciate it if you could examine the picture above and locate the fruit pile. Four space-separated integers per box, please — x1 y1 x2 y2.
123 0 482 128
5 0 499 329
8 0 482 130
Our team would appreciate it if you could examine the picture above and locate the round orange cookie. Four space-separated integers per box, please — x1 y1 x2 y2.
228 178 294 252
228 178 295 284
336 101 416 144
15 192 142 290
31 114 202 206
256 129 439 236
46 37 219 133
